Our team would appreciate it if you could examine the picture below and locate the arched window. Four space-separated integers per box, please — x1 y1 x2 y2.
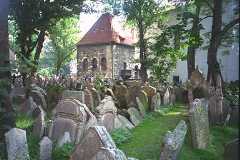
100 57 107 71
92 58 98 71
82 58 88 71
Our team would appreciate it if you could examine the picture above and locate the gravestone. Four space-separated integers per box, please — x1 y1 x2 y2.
91 148 128 160
39 136 52 160
127 83 141 107
96 96 117 132
57 132 72 147
84 88 94 111
30 89 47 110
5 128 30 160
163 88 170 105
91 88 101 112
61 90 85 103
127 107 142 126
224 138 239 160
189 98 209 149
19 96 38 116
70 126 116 160
169 87 176 105
160 120 187 160
49 99 97 144
32 108 45 138
152 92 161 111
138 90 149 111
113 83 129 109
141 83 156 111
114 115 134 130
136 97 146 117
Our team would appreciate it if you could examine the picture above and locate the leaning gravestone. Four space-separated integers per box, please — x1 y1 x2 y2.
127 107 142 126
91 88 101 111
32 108 45 138
189 98 209 149
160 120 187 160
30 89 47 110
71 126 127 160
39 136 52 160
5 128 30 160
57 132 72 147
141 83 157 111
84 88 94 111
114 115 134 130
138 90 149 111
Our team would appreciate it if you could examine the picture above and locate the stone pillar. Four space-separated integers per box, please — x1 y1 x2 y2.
189 98 209 149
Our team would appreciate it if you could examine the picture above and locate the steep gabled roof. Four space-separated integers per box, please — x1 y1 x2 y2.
77 13 134 46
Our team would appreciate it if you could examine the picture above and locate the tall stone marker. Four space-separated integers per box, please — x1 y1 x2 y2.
189 98 209 149
5 128 30 160
160 120 187 160
40 136 52 160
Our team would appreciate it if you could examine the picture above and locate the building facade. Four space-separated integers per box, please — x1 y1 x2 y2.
77 13 135 80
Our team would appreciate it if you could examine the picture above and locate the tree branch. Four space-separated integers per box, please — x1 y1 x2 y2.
220 17 239 38
199 15 213 22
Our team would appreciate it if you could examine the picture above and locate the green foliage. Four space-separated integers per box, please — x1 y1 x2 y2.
15 114 34 130
46 84 65 113
52 143 75 160
40 17 79 76
224 81 239 105
27 134 40 160
111 128 132 146
94 74 105 91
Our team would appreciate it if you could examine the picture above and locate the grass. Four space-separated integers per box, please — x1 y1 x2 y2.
118 104 238 160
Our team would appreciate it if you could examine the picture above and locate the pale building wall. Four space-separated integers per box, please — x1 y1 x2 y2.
169 0 239 83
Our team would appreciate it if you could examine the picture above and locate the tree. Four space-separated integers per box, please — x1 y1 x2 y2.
0 0 15 158
40 17 79 76
9 0 91 84
207 0 239 86
123 0 161 82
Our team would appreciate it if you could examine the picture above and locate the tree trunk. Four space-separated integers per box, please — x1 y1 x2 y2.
207 0 224 124
138 21 148 82
187 4 200 79
207 0 222 86
0 0 15 157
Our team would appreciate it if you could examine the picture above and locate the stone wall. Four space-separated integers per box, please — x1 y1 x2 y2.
77 43 135 80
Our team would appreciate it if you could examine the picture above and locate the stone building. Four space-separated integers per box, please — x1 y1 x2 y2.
76 13 136 80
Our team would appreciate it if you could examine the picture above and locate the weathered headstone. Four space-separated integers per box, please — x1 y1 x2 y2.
32 108 45 138
163 88 170 105
141 83 157 110
189 98 209 149
152 92 161 111
96 96 117 132
136 97 146 117
39 136 52 160
127 107 142 126
91 148 128 160
113 83 129 109
57 132 72 147
84 88 94 111
114 115 134 130
5 128 30 160
49 99 97 144
70 126 117 160
91 88 101 111
138 90 149 111
30 89 47 109
160 120 187 160
61 90 85 103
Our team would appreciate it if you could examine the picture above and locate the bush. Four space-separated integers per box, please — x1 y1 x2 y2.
224 81 239 106
16 114 34 130
52 143 75 160
111 128 132 146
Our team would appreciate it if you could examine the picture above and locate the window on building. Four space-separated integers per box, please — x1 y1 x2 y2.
173 76 180 85
100 57 107 71
92 58 98 71
82 58 88 71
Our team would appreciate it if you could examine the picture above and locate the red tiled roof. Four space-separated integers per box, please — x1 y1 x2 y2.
77 13 134 46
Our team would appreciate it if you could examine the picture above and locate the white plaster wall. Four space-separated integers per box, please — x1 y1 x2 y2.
170 0 239 83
